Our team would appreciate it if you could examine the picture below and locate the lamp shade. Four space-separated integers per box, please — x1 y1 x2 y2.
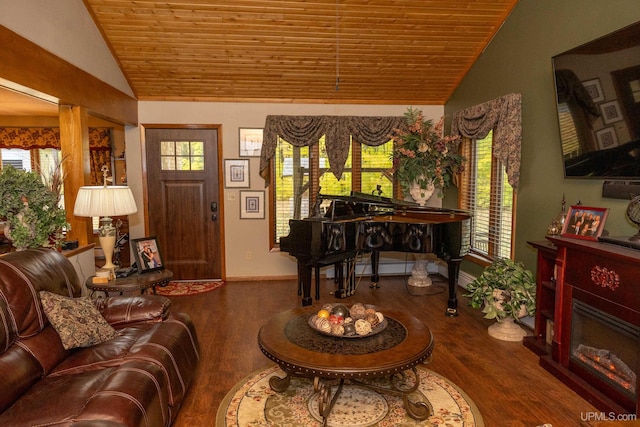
73 186 138 217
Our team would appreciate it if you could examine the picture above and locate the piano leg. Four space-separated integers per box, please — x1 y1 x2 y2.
315 264 321 300
445 257 462 317
369 251 380 289
348 257 356 296
298 261 313 306
334 258 356 299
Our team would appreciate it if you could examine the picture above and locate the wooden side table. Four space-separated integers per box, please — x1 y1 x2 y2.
85 269 173 298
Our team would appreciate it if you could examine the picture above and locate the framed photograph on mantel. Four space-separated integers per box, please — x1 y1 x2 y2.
561 206 609 241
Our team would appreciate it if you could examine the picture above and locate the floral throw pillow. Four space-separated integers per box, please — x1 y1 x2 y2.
39 291 119 350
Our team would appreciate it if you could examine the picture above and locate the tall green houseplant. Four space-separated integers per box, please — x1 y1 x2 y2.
0 166 68 250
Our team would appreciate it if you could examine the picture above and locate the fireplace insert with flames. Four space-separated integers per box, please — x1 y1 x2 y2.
571 300 639 406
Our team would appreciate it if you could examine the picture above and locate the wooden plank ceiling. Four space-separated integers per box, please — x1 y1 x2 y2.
85 0 518 104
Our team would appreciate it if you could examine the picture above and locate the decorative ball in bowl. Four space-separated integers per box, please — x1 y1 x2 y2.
308 302 387 338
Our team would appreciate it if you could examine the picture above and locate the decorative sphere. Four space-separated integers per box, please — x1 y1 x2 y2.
627 195 640 227
355 319 372 335
331 304 350 318
343 323 356 336
331 324 344 336
317 309 330 319
329 314 344 325
365 313 379 327
350 303 366 319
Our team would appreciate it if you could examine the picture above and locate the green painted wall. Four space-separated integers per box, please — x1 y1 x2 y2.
446 0 640 275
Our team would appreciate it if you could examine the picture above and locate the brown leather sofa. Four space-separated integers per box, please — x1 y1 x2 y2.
0 248 200 426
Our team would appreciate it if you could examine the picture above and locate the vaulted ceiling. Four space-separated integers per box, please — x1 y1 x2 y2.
84 0 518 104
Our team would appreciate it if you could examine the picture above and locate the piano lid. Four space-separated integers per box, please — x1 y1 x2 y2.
316 192 471 221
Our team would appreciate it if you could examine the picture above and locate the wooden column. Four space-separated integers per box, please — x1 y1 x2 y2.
59 105 92 246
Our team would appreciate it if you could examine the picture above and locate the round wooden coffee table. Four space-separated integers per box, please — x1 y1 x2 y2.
258 307 434 425
85 269 173 297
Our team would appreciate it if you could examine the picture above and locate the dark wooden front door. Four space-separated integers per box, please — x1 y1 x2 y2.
144 126 222 280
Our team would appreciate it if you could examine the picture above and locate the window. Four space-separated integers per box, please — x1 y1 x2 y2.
460 131 515 260
160 140 204 170
1 148 63 201
272 137 394 244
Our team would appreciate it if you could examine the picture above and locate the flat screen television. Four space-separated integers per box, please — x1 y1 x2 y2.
552 21 640 179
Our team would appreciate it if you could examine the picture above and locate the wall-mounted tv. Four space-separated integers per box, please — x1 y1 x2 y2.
552 21 640 179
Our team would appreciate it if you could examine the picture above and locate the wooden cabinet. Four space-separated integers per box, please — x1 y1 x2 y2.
527 236 640 415
523 240 557 356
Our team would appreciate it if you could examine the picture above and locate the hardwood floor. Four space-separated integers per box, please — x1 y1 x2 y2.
167 274 611 427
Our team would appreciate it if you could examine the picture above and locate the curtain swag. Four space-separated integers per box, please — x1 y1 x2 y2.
0 127 112 150
451 93 522 190
260 115 406 185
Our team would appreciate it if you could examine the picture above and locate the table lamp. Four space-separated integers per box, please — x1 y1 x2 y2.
73 166 137 270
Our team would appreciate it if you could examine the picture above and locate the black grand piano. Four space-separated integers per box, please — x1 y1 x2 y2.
279 192 471 316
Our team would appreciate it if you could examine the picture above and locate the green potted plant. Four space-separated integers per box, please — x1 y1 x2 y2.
0 166 68 250
464 258 536 341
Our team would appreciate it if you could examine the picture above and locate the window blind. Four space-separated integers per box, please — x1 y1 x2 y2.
461 132 514 259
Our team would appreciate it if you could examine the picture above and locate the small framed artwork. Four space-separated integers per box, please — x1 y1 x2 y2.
582 78 605 102
240 190 265 219
561 206 609 241
131 237 164 273
239 128 263 157
599 100 623 125
595 126 619 150
224 159 250 188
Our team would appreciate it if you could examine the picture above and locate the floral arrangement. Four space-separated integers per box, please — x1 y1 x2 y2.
0 166 68 250
391 107 464 197
464 258 536 321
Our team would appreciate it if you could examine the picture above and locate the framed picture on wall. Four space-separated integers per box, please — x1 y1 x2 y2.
240 190 265 219
224 159 250 188
239 128 263 157
599 100 623 125
561 206 609 241
595 126 619 150
131 237 164 273
582 78 605 102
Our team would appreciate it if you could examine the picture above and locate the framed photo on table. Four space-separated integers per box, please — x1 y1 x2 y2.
131 237 164 273
561 206 608 241
239 128 263 157
224 159 250 188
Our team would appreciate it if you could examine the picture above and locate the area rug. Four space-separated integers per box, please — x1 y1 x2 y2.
216 364 483 427
155 280 224 296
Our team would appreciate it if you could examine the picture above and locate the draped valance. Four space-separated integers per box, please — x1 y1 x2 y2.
259 115 406 185
0 127 112 150
451 93 522 189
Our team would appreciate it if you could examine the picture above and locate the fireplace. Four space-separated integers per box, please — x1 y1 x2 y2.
570 300 639 404
534 236 640 416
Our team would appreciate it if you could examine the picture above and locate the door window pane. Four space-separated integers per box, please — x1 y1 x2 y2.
160 140 204 171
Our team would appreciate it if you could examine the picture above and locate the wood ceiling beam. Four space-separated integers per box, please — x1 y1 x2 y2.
0 25 137 125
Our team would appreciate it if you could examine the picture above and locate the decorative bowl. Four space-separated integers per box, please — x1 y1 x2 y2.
308 303 387 338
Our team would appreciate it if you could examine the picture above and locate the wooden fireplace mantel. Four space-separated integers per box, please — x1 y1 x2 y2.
526 236 640 416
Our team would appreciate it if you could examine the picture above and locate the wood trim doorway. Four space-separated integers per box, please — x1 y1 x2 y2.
141 124 225 280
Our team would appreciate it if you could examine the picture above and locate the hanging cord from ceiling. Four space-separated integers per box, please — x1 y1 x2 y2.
335 0 340 91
